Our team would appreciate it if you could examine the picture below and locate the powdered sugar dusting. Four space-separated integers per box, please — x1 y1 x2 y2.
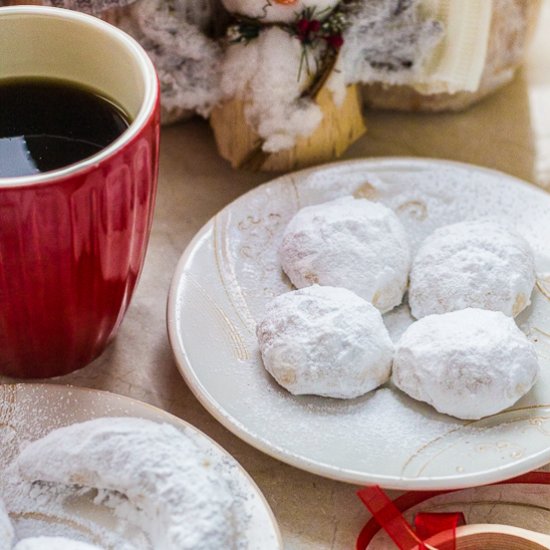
15 418 241 550
2 468 140 549
233 382 464 471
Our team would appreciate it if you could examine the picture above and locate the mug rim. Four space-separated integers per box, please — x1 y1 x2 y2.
0 5 159 189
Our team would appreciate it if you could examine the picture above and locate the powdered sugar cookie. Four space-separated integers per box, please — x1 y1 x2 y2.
256 285 394 398
392 308 539 420
14 538 103 550
280 196 411 312
409 219 536 319
221 0 339 23
0 498 14 550
16 418 240 550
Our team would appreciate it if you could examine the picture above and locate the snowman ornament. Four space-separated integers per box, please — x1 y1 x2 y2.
211 0 366 171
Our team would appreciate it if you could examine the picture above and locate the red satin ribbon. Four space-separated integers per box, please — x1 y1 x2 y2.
357 486 428 550
415 512 465 549
356 472 550 550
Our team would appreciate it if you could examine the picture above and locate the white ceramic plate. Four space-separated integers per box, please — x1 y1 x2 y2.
0 383 282 549
168 158 550 490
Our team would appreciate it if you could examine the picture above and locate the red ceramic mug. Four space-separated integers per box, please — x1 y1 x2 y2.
0 6 160 378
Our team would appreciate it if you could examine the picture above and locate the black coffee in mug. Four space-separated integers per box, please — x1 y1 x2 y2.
0 78 130 177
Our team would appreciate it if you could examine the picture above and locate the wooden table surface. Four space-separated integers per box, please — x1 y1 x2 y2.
3 3 550 548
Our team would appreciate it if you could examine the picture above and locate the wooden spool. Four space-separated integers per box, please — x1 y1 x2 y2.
420 524 550 550
209 83 366 172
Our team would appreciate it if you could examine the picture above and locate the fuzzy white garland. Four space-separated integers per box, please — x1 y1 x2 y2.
329 0 443 102
117 0 224 123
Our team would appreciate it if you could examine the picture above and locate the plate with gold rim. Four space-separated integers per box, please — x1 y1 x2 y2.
0 383 282 549
168 158 550 490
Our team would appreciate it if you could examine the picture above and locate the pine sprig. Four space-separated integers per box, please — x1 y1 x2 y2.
290 6 347 81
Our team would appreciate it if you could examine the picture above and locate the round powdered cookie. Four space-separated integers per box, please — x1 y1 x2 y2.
221 0 339 23
392 308 539 420
14 538 103 550
280 196 411 313
256 285 394 398
0 498 14 550
409 219 536 319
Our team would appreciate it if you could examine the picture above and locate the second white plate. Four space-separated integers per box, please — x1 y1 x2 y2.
168 158 550 490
